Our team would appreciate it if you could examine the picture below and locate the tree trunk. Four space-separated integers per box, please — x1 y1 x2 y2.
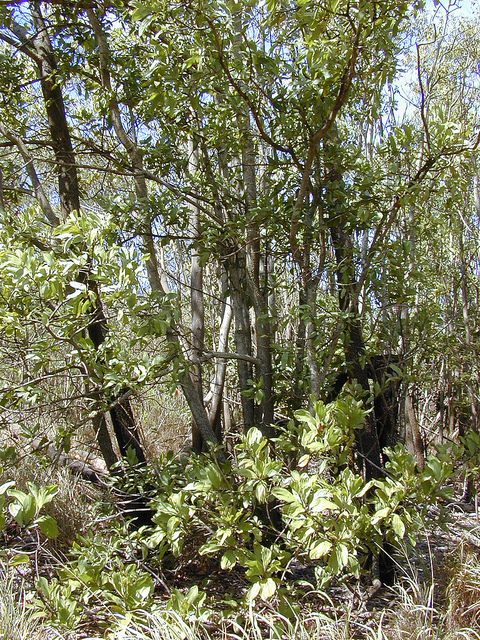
330 224 383 480
188 139 206 452
207 296 233 439
30 2 79 218
227 255 255 430
405 392 425 471
88 7 221 457
29 3 144 469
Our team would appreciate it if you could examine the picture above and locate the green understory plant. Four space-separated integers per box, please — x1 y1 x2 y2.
32 391 463 633
0 564 62 640
0 470 59 568
33 526 155 630
140 392 455 604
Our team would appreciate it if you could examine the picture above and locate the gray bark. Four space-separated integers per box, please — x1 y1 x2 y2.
207 298 233 432
88 9 221 453
188 139 206 451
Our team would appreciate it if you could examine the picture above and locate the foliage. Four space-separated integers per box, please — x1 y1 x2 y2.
0 404 474 637
32 525 155 630
0 0 478 466
0 0 479 636
0 564 60 640
134 394 453 606
0 468 59 567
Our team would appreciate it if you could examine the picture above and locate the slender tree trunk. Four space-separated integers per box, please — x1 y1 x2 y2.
188 140 206 451
207 297 233 438
88 8 221 455
459 232 479 431
30 3 79 218
405 393 425 471
239 118 274 437
228 255 255 430
28 3 144 467
459 230 477 502
399 205 425 470
231 8 274 437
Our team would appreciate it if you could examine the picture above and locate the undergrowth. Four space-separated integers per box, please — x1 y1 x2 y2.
0 393 479 638
0 564 64 640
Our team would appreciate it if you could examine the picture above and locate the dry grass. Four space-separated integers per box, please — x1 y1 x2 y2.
0 564 66 640
1 448 100 547
446 543 480 632
133 390 192 458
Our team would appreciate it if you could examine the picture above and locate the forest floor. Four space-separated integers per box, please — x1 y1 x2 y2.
114 493 480 639
3 451 480 639
343 497 480 639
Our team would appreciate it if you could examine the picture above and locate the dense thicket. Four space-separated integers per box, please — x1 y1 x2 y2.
0 0 479 535
1 0 478 470
1 0 480 634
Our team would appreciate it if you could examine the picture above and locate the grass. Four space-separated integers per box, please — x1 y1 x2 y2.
446 543 480 633
95 596 480 640
80 541 480 640
89 608 352 640
87 608 401 640
0 446 100 548
133 389 191 458
0 564 66 640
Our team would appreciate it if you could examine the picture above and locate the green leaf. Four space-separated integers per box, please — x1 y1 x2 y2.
36 576 50 598
272 487 296 503
294 409 317 427
9 553 30 566
391 513 405 538
371 507 390 525
260 577 277 600
36 484 58 510
220 549 237 570
309 540 332 559
247 581 261 602
133 574 153 601
297 454 311 468
0 481 15 495
337 544 349 569
132 4 152 21
8 501 24 526
255 482 267 503
36 515 59 539
310 497 338 512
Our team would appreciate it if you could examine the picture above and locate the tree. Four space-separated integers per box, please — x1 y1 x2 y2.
0 0 478 506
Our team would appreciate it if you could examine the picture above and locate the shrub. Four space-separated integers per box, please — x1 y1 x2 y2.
33 392 459 632
138 393 454 604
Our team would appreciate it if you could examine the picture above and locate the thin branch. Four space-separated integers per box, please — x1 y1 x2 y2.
0 124 60 226
290 23 362 265
416 43 431 151
202 350 260 366
355 155 437 298
206 16 293 157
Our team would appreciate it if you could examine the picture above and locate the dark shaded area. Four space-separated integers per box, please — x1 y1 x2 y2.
326 354 402 462
326 353 402 585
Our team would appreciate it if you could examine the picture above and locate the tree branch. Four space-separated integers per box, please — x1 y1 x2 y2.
0 124 60 226
290 23 362 265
